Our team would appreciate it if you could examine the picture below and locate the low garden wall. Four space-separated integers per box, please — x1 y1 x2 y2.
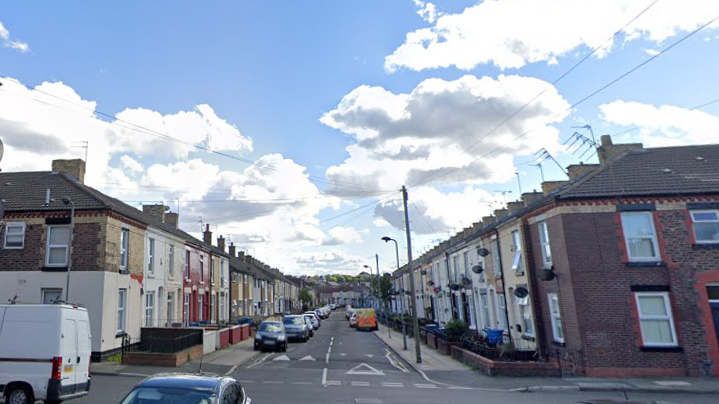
203 330 217 355
123 344 203 367
450 345 559 377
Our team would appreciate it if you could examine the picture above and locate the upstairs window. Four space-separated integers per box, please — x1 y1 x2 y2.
147 238 155 274
46 226 70 267
185 250 191 279
621 212 660 261
511 230 523 274
4 222 26 249
120 229 129 269
169 245 175 277
690 210 719 244
538 222 552 267
200 255 204 283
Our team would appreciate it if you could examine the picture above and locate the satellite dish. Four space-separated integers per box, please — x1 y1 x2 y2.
471 264 484 274
0 138 4 164
477 248 490 257
449 283 460 291
513 287 529 298
539 268 556 281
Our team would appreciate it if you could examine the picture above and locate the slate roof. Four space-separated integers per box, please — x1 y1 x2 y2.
557 144 719 199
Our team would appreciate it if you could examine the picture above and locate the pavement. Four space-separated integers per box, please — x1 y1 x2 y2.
92 335 260 378
374 323 719 395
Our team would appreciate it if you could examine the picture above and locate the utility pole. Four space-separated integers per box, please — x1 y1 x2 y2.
402 186 422 363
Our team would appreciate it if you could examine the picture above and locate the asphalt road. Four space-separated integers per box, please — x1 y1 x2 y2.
34 310 719 404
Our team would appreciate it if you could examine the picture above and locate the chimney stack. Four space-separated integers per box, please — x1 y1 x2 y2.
507 201 524 212
165 212 179 228
52 159 86 184
238 251 246 261
521 191 544 205
203 224 212 245
542 181 569 196
598 134 643 165
481 215 495 225
217 235 226 252
228 242 236 258
566 162 600 180
493 208 509 218
142 204 166 222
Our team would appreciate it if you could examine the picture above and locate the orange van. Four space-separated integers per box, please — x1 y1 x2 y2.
354 308 378 331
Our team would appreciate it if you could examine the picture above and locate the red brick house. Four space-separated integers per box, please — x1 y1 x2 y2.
524 136 719 377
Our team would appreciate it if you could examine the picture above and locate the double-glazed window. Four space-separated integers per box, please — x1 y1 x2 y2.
690 210 719 244
42 288 63 304
147 238 155 274
200 255 205 283
517 296 534 336
511 230 523 274
185 250 191 279
621 212 660 261
169 245 175 277
491 238 501 276
548 293 563 343
145 292 155 327
117 289 127 333
538 222 552 267
46 225 70 266
635 292 677 347
4 222 26 249
120 229 129 269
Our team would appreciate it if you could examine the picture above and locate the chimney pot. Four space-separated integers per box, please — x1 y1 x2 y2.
228 242 236 257
217 235 226 252
598 134 643 165
52 159 86 184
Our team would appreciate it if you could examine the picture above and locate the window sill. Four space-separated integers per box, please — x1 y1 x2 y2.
119 269 130 275
624 261 667 268
551 341 566 347
521 335 536 342
116 332 127 338
640 346 683 352
692 243 719 250
41 266 68 272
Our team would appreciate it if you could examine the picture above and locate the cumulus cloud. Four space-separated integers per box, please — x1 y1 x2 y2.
321 74 570 193
120 155 144 174
413 1 441 23
373 186 495 235
386 0 719 71
599 100 719 147
293 250 367 275
323 226 364 246
0 21 30 53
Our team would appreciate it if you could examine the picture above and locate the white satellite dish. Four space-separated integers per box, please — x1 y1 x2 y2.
0 138 4 164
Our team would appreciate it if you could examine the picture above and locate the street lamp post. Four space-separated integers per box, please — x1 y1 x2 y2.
61 196 75 302
363 264 375 309
382 236 407 350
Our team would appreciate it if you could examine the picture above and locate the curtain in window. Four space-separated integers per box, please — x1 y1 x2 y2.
637 295 674 344
622 214 657 258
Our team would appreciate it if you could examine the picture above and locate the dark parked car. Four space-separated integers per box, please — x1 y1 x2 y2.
254 321 288 352
117 373 250 404
282 315 310 342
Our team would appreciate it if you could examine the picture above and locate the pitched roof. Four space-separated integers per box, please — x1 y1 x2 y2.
557 144 719 199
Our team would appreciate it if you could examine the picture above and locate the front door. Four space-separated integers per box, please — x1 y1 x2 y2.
708 286 719 345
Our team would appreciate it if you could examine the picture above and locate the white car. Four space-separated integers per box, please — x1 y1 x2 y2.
303 312 320 329
0 304 92 404
349 312 357 328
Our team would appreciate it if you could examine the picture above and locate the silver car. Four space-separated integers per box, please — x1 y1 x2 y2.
282 315 310 342
303 313 319 330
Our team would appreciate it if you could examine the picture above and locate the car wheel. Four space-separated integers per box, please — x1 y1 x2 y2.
282 343 288 352
7 385 33 404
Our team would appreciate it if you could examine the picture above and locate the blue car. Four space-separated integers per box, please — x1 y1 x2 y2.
117 373 250 404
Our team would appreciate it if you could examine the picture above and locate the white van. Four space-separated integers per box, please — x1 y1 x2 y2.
0 304 92 404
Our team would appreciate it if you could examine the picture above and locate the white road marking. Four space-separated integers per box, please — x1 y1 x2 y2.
345 363 385 376
246 353 273 369
299 355 316 361
325 352 330 363
263 381 284 384
380 382 404 388
292 382 313 385
322 367 328 386
224 365 237 375
339 353 348 356
415 384 437 389
326 380 341 386
355 399 381 404
365 354 374 358
351 381 371 387
448 386 472 390
384 349 409 373
273 355 290 361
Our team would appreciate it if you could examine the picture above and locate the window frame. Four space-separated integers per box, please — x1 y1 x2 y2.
210 294 216 323
145 292 155 327
41 288 63 304
117 289 127 333
690 209 719 244
120 228 129 270
198 294 204 322
184 293 190 323
45 225 70 267
147 238 155 275
168 245 175 278
548 293 564 343
517 296 534 337
211 258 215 284
200 255 205 283
634 292 678 347
491 238 501 276
185 250 191 280
621 212 660 262
4 221 26 249
538 222 552 268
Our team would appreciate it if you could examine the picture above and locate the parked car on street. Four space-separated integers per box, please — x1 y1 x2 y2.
282 315 310 342
345 307 355 320
355 308 378 331
116 373 250 404
306 310 322 324
254 321 288 352
303 313 319 330
303 316 315 336
0 303 92 404
349 312 357 328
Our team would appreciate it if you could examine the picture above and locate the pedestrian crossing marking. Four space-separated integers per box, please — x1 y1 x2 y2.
326 380 341 386
299 355 316 361
273 355 290 361
415 384 437 389
380 382 404 388
351 381 371 387
345 363 385 376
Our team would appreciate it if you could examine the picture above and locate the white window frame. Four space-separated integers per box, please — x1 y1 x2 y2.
184 293 190 323
548 293 564 343
117 289 127 333
198 294 204 322
491 238 501 276
511 230 523 274
120 228 129 269
4 222 26 249
220 292 226 322
185 250 191 279
211 259 215 284
621 212 660 262
463 252 469 279
690 210 719 244
200 255 204 283
167 293 174 325
635 292 678 347
538 222 552 267
46 225 70 267
168 245 175 278
517 296 534 337
497 294 508 331
210 294 216 323
147 238 155 275
41 288 63 304
145 292 155 327
480 293 490 329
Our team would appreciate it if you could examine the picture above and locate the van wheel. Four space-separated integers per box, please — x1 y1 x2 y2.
7 385 34 404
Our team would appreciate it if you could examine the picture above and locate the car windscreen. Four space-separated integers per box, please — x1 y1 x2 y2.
283 317 304 325
119 386 213 404
259 322 283 332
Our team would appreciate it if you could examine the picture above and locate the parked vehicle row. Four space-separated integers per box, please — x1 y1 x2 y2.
345 306 377 331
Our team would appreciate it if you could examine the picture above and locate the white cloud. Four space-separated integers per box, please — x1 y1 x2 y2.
0 21 30 53
413 1 442 23
599 100 719 147
293 250 367 275
643 48 661 56
386 0 719 71
321 74 570 193
120 155 144 174
323 226 364 246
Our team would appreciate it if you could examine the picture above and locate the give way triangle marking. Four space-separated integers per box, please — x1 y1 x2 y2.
273 355 290 361
299 355 316 361
345 363 385 376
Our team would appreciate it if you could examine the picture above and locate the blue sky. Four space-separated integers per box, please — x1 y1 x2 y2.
2 0 719 275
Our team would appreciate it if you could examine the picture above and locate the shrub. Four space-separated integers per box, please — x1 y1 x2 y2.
445 319 468 342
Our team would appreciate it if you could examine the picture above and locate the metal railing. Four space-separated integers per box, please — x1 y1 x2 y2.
122 333 203 354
